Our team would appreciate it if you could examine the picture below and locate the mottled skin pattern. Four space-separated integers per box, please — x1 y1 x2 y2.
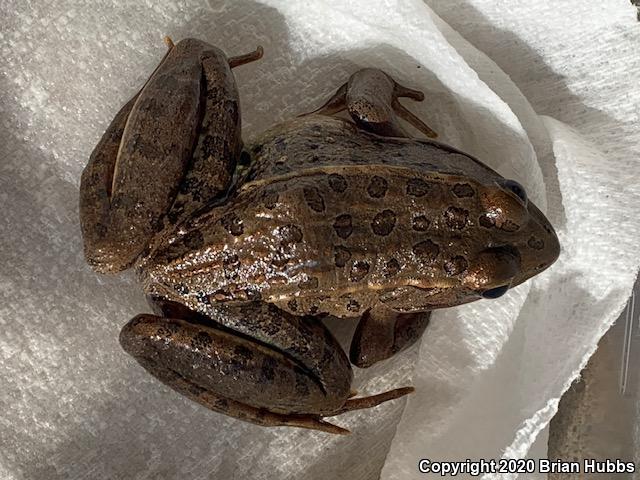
80 38 560 434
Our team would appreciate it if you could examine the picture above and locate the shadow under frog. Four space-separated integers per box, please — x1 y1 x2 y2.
79 37 559 434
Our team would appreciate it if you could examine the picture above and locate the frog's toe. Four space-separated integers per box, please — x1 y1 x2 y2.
391 98 438 138
228 45 263 68
393 81 425 101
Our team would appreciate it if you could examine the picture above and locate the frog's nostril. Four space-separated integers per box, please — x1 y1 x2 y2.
500 179 527 204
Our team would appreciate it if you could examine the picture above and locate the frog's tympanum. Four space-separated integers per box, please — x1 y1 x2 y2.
80 38 560 434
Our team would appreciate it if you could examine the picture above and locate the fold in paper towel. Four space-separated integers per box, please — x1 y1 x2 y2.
0 0 639 479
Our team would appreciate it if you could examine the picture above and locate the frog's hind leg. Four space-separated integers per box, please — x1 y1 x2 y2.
164 45 263 224
350 306 431 368
80 40 208 274
120 301 413 434
125 343 352 435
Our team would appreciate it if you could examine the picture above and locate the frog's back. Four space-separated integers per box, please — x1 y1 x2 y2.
142 123 506 318
141 115 557 319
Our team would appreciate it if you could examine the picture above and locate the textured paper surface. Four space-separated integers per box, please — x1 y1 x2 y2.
1 1 639 479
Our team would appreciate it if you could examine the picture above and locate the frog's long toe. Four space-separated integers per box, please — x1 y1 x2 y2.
391 97 438 138
228 45 264 68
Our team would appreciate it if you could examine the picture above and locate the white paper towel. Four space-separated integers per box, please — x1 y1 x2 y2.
1 1 639 479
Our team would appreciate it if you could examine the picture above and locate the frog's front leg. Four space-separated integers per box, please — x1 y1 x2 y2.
120 301 413 434
350 306 431 368
79 38 262 273
303 68 437 138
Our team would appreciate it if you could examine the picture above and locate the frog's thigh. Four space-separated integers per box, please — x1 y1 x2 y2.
80 40 204 273
350 306 431 368
120 308 355 431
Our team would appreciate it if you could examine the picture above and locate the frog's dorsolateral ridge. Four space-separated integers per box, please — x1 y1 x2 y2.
79 38 560 434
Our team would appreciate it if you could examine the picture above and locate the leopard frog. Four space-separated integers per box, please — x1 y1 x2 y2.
79 38 560 434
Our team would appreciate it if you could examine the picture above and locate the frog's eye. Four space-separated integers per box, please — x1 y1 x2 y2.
481 284 510 299
501 179 527 204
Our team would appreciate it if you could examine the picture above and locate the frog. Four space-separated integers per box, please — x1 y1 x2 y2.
79 37 560 435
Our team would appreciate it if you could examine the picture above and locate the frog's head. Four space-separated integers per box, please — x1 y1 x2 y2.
456 178 560 300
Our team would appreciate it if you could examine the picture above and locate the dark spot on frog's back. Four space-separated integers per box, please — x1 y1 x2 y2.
384 258 401 277
452 183 475 197
444 256 468 275
350 261 370 282
333 214 353 239
328 173 348 192
367 175 388 198
334 245 351 267
413 240 439 262
371 209 396 236
406 178 431 197
221 212 244 236
278 224 303 244
444 206 469 230
303 187 325 212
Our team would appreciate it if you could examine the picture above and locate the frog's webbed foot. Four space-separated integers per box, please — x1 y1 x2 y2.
120 301 413 434
350 306 431 368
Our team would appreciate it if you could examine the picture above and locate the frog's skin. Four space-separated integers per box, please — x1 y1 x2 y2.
80 38 560 435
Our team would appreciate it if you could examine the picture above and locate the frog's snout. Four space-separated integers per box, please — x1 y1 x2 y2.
473 178 560 292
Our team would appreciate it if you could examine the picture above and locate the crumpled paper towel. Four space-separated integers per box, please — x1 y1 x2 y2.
1 0 639 479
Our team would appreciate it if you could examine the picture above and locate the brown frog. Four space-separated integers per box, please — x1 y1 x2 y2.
79 38 560 434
